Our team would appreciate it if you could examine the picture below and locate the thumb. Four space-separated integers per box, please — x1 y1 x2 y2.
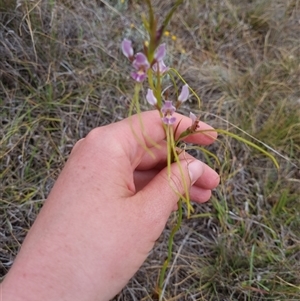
136 159 205 222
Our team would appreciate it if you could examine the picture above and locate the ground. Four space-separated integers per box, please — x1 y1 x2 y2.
0 0 300 300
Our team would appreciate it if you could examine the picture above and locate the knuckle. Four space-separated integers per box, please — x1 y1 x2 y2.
85 127 104 142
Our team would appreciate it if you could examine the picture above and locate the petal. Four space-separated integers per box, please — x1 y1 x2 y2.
162 116 176 125
152 62 159 73
152 60 169 74
154 43 166 61
146 89 157 106
121 39 134 58
161 100 176 114
178 84 189 103
189 112 197 124
132 53 150 70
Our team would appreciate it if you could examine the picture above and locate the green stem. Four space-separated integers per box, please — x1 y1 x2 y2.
147 69 155 91
156 126 187 297
144 0 157 62
156 70 162 108
158 198 183 297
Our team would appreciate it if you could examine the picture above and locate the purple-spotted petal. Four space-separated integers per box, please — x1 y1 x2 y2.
162 116 176 125
132 53 150 70
154 43 166 61
189 112 197 124
131 71 147 82
152 60 169 74
121 39 134 58
146 89 157 106
178 84 189 103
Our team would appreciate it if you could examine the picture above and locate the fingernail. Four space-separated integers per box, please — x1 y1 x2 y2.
188 160 204 185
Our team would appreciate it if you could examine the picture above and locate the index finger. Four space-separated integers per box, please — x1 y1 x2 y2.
121 110 217 144
114 110 217 166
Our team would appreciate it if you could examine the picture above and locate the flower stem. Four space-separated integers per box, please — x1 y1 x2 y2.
157 197 183 299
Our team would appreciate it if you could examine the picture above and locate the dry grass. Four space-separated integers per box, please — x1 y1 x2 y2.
1 0 300 300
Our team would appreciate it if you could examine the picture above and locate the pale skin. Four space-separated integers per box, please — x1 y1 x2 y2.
1 111 220 301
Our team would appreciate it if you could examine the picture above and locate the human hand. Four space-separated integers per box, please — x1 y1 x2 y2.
2 111 219 301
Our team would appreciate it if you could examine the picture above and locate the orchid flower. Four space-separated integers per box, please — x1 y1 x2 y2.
131 53 150 82
161 100 176 125
189 112 200 132
152 44 169 75
121 39 150 82
121 39 168 82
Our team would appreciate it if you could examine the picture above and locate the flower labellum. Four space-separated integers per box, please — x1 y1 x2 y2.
131 71 147 82
121 39 134 59
161 101 176 125
146 89 157 106
178 84 189 103
132 53 150 70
